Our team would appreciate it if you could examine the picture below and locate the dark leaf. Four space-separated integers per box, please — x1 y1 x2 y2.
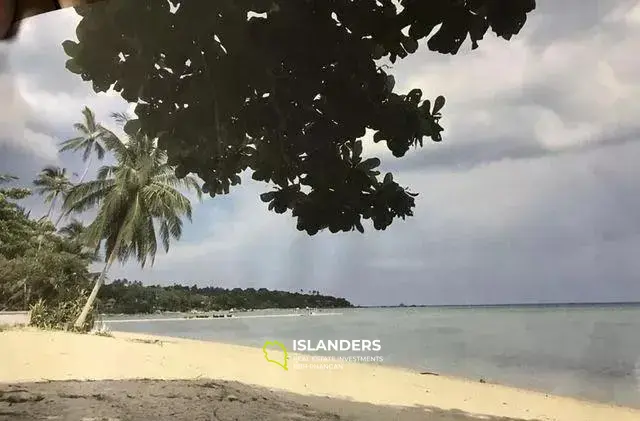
65 60 83 75
359 158 380 171
433 96 446 114
61 40 80 57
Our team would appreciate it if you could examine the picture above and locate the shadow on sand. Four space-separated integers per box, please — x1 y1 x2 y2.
0 379 538 421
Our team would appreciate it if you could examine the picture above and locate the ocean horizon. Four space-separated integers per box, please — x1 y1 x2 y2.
103 304 640 408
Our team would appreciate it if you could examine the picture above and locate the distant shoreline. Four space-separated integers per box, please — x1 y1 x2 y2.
96 302 640 318
102 312 344 323
356 302 640 309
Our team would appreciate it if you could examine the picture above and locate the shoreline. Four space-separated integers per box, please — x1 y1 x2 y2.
90 327 638 410
2 328 640 421
102 312 344 323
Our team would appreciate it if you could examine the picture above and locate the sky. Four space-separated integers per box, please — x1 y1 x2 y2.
1 1 640 306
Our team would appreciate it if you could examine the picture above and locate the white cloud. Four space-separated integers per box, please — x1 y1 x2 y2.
389 3 640 162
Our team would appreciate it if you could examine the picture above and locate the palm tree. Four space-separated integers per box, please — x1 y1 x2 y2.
58 106 108 183
0 174 18 183
33 166 72 226
58 218 86 239
63 123 202 328
58 219 102 263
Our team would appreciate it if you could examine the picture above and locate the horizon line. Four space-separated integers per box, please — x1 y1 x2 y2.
356 301 640 307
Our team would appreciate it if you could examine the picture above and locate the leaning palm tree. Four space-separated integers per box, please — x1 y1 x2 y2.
58 106 108 183
63 124 202 328
33 166 73 225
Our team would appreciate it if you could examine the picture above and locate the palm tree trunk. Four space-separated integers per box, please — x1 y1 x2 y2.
78 155 93 184
53 210 67 229
45 196 57 218
73 241 120 329
73 231 122 328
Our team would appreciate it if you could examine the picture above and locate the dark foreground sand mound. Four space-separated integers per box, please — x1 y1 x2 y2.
0 379 532 421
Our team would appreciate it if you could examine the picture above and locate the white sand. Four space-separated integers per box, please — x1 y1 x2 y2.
1 328 639 421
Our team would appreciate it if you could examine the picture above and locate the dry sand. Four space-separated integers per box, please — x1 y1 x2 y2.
1 328 639 421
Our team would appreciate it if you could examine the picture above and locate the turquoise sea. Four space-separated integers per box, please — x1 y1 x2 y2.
103 305 640 408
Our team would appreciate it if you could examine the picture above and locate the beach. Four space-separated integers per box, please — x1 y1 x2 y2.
2 328 640 421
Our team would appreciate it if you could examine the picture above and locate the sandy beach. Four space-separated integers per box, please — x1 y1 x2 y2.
2 328 639 421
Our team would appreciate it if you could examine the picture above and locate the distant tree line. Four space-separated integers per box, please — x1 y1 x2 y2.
97 279 353 314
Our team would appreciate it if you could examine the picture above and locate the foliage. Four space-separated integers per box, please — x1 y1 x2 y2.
59 106 108 163
61 111 203 327
0 176 41 259
33 166 73 220
29 292 96 331
58 218 102 263
59 106 109 184
0 248 92 309
99 279 353 314
33 166 72 204
63 0 535 235
0 175 96 330
63 118 202 268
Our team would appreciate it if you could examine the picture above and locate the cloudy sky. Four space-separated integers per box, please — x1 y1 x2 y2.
1 1 639 306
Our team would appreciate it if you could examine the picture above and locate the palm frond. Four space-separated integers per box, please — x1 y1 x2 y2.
82 143 93 162
0 174 18 183
33 166 72 205
62 179 115 214
58 136 86 153
94 141 106 160
82 106 98 132
73 123 90 134
95 165 118 180
111 112 131 126
58 218 85 238
62 117 200 272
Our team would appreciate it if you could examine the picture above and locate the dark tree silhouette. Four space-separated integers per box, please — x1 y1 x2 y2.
62 0 536 235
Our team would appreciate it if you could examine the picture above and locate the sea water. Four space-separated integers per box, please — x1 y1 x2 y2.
104 305 640 408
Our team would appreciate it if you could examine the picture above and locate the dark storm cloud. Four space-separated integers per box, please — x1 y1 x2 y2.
385 127 640 174
338 145 640 306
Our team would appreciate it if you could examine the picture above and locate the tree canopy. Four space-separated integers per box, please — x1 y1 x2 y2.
0 175 95 329
99 279 352 314
61 111 202 328
59 106 109 183
63 0 536 235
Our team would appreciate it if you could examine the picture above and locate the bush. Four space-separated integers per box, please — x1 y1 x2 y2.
1 175 97 332
29 293 96 332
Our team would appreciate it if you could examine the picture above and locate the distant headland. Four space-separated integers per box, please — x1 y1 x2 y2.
99 279 353 314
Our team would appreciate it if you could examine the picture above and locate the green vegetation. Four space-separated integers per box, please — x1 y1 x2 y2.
98 280 352 314
58 106 108 183
0 176 96 330
0 109 201 330
33 166 72 227
61 112 202 328
1 108 348 329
